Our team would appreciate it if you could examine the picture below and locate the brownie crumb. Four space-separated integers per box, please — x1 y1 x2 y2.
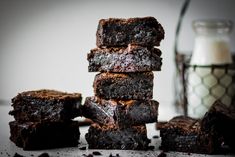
38 153 50 157
14 153 24 157
153 135 159 138
157 151 166 157
83 154 93 157
79 146 87 150
148 145 155 150
109 153 120 157
92 151 102 155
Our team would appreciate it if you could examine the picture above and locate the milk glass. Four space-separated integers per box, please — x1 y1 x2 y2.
188 19 234 118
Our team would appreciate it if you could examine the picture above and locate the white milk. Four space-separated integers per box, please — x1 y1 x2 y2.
191 35 232 65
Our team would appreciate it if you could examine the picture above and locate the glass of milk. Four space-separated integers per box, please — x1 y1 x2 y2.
187 19 234 118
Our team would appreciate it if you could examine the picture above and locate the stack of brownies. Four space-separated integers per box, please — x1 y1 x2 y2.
9 89 82 150
84 17 165 150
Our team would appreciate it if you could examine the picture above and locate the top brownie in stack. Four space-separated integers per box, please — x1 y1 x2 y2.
9 89 82 122
96 17 164 47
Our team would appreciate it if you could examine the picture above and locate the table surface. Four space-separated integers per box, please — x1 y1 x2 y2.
0 102 234 157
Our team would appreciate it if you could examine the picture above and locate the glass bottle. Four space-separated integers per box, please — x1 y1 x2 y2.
187 19 234 118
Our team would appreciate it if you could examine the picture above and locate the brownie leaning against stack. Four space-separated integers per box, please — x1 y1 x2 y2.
84 17 165 150
157 101 235 154
9 89 82 150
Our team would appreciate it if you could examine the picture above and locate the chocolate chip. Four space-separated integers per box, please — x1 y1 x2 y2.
38 153 50 157
153 135 159 138
92 151 102 155
79 146 86 150
148 145 155 150
109 153 120 157
83 154 93 157
13 153 24 157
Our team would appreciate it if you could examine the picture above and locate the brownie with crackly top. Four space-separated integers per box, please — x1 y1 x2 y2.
82 96 158 126
9 89 82 122
9 121 80 150
201 100 235 149
93 72 153 99
96 17 164 47
157 116 221 154
85 123 150 150
87 44 162 72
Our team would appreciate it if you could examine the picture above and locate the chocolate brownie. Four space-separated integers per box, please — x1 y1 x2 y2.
9 121 80 150
88 45 162 72
201 101 235 149
82 96 159 126
9 89 82 122
96 17 164 47
85 123 150 150
157 116 220 154
93 72 153 99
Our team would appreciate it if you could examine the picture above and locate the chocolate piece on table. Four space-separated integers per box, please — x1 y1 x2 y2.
82 96 159 126
9 121 80 150
9 89 82 122
85 123 150 150
157 116 220 154
96 17 164 47
87 45 162 72
93 72 153 100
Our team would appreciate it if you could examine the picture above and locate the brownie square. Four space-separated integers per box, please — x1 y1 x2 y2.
82 96 159 126
9 89 82 122
9 121 80 150
96 17 164 47
87 45 162 72
93 72 153 100
85 123 150 150
157 116 220 154
201 100 235 149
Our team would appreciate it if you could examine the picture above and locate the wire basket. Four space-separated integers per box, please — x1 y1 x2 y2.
174 53 235 116
174 0 235 116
